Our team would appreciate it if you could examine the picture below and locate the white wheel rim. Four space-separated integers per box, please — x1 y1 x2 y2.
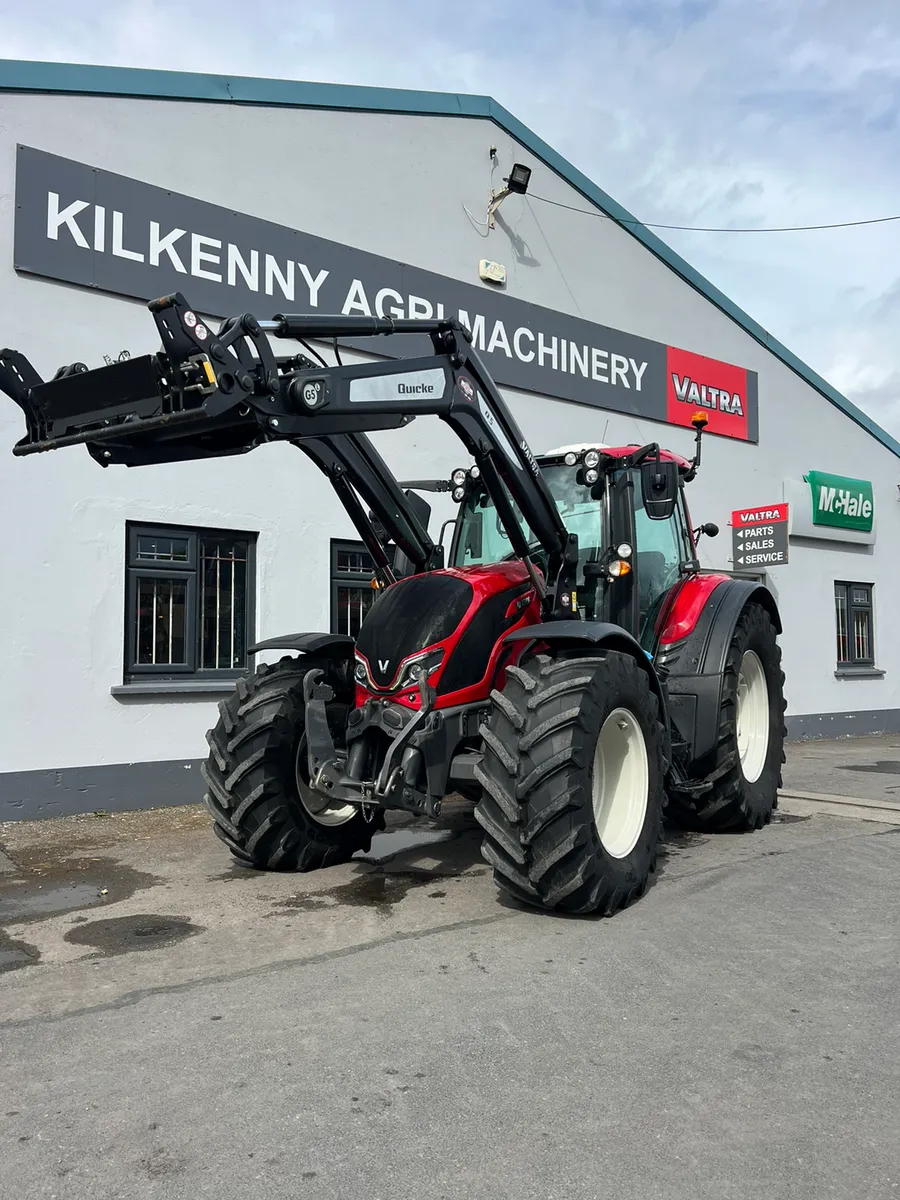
295 740 357 827
736 650 769 784
591 707 649 859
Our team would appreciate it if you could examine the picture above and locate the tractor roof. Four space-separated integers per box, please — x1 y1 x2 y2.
539 443 692 470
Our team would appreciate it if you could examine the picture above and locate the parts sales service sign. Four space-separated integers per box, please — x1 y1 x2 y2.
12 145 758 441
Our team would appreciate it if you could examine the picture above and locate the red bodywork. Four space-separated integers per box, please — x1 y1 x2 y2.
354 562 542 713
656 573 732 646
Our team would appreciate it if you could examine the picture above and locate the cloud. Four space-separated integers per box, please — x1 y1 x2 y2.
2 0 900 431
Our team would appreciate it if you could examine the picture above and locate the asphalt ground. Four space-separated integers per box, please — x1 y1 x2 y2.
0 737 898 1199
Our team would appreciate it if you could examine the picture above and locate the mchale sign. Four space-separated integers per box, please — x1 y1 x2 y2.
13 144 758 441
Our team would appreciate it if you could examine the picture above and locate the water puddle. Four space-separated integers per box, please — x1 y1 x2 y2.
357 827 458 865
63 914 203 957
0 930 40 974
0 857 159 924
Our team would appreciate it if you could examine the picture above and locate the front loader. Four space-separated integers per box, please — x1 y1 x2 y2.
2 292 786 915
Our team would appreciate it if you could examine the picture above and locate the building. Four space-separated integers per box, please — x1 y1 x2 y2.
1 59 898 821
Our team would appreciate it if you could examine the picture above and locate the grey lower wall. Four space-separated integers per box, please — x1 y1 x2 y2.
2 705 900 821
785 708 900 741
0 760 205 822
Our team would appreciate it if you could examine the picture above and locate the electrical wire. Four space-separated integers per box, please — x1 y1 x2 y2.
463 203 492 236
298 339 328 368
528 192 900 233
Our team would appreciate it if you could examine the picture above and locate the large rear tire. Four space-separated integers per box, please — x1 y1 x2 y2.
202 655 383 870
474 651 665 916
667 601 786 832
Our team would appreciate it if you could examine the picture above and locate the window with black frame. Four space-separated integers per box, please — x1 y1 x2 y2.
124 523 256 682
834 581 875 669
331 540 378 637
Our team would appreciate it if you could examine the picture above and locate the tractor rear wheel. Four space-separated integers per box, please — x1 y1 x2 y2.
667 601 786 832
474 651 665 915
202 655 383 870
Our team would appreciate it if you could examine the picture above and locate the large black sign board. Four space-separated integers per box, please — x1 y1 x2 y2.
12 144 758 441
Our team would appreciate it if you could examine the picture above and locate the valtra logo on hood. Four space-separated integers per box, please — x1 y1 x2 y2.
666 346 752 441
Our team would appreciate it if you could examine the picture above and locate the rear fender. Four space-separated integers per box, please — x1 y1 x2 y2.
657 577 781 765
248 632 355 659
503 620 671 762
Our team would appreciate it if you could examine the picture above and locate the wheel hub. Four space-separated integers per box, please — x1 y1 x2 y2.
591 707 649 859
295 739 357 827
736 650 769 784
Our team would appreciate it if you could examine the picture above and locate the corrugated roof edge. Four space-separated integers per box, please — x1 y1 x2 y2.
2 56 898 459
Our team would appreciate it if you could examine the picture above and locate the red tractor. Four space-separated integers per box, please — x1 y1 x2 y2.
2 293 785 915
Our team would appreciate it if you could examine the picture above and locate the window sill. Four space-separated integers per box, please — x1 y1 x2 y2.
111 680 240 698
834 666 885 680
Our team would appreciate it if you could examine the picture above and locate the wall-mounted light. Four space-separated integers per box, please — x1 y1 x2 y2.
488 162 533 228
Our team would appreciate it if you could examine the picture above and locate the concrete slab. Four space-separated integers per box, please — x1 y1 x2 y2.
782 734 900 804
0 799 897 1200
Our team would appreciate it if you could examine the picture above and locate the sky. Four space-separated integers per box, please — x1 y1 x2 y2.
1 0 899 434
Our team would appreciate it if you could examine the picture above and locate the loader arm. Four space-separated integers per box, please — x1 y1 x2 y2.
1 291 576 617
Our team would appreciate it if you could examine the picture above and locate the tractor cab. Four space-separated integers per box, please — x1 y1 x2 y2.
449 441 700 655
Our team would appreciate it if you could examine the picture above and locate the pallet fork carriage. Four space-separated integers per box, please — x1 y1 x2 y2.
2 292 786 915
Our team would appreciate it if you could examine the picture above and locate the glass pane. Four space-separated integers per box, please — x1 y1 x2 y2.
337 585 375 637
135 577 187 666
631 472 690 648
853 610 871 662
852 588 869 606
337 547 374 575
835 588 849 663
137 535 189 562
200 537 250 669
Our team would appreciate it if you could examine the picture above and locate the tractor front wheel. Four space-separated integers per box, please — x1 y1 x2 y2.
202 655 383 870
474 651 665 915
667 601 786 832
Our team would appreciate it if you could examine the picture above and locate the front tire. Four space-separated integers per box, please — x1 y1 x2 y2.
474 651 665 915
667 601 786 832
202 655 383 871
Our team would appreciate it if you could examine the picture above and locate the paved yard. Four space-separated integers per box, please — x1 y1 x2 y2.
0 738 898 1199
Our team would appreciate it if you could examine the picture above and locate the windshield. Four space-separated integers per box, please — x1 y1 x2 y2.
452 465 607 580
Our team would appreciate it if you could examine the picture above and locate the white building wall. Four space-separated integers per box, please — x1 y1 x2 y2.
1 89 898 784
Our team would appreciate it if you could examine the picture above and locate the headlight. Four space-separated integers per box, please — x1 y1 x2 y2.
451 468 467 487
584 449 600 468
354 660 368 684
564 451 577 466
452 485 466 502
469 465 481 480
398 648 445 690
585 467 599 484
617 542 633 558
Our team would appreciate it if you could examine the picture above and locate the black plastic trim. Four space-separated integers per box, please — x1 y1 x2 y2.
248 632 354 657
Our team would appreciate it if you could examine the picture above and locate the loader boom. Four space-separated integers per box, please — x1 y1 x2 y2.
1 291 577 616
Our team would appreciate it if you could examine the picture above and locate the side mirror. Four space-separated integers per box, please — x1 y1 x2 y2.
640 458 679 520
403 488 432 535
392 488 440 578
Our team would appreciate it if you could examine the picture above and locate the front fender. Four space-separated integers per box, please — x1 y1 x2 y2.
503 620 670 759
248 632 355 658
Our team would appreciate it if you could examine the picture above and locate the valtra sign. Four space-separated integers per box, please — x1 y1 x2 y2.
12 145 758 441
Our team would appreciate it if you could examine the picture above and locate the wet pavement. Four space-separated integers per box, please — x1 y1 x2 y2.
0 742 898 1199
